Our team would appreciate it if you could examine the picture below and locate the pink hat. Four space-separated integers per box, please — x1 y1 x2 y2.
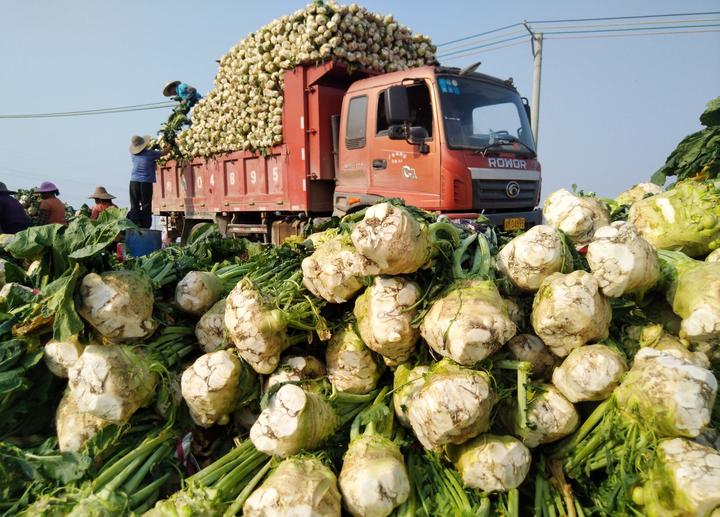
36 181 59 193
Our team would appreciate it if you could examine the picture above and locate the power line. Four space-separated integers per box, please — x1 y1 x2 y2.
440 40 530 61
438 34 529 58
0 102 174 120
543 22 720 35
436 11 719 48
536 17 720 31
544 28 720 41
436 22 523 47
440 27 719 62
527 11 720 24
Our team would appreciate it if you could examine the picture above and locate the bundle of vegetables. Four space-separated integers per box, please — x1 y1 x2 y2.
224 242 328 374
249 377 378 457
543 189 610 246
628 179 720 257
176 1 436 157
339 395 410 516
652 96 720 184
146 439 270 516
5 140 720 514
658 249 720 348
15 188 40 223
243 455 340 516
552 347 718 513
67 326 195 424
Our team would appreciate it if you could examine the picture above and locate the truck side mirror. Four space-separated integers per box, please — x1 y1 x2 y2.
386 86 410 124
408 126 429 143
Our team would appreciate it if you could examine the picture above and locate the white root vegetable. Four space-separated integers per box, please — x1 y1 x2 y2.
518 385 579 448
632 438 720 517
67 344 157 423
663 256 720 346
392 364 429 428
44 335 88 378
302 232 379 303
543 189 610 246
551 344 627 402
407 360 495 451
224 279 288 374
244 456 342 517
181 350 246 427
707 248 720 263
531 271 612 357
265 355 325 391
614 347 717 437
632 324 709 368
420 280 516 365
175 271 223 315
586 222 660 297
350 203 432 275
56 391 109 453
506 334 558 379
615 182 662 206
194 298 229 353
77 271 157 342
496 225 571 291
355 276 420 366
340 434 410 517
326 326 381 394
250 383 337 457
448 434 532 492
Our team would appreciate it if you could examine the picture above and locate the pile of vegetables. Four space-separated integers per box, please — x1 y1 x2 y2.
1 169 718 516
175 1 436 158
2 7 720 517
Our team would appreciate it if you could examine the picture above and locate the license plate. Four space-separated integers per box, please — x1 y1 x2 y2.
503 217 526 231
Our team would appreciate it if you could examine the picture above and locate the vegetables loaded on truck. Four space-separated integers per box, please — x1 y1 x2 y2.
154 10 540 243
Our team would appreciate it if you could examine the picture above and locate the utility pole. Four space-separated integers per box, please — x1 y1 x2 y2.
524 22 543 147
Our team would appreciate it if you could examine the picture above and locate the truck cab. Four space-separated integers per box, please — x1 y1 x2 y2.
334 66 541 231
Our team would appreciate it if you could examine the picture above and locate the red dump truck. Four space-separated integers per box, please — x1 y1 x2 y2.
154 61 541 243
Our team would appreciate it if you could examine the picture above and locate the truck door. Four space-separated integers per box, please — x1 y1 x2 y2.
371 81 441 209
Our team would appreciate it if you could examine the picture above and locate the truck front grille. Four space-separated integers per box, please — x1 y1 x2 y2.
469 168 540 211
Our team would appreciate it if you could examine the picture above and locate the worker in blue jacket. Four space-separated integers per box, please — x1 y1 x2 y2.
159 81 203 155
163 81 202 107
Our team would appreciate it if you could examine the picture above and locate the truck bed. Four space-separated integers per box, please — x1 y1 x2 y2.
154 62 375 220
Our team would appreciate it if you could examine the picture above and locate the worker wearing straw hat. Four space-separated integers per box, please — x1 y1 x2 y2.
128 135 169 229
35 181 67 225
89 186 118 220
0 181 31 234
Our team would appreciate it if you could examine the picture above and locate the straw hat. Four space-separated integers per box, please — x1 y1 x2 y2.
163 80 181 97
129 135 152 155
36 181 59 193
89 186 116 200
0 182 16 194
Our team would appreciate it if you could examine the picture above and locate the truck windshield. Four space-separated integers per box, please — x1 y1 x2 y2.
437 76 535 153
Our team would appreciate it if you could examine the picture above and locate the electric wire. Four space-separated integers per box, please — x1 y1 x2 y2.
0 102 175 119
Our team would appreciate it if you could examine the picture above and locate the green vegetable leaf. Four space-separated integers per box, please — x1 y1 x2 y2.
6 224 62 261
37 263 85 341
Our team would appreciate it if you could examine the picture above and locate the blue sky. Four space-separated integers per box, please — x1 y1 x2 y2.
1 0 718 210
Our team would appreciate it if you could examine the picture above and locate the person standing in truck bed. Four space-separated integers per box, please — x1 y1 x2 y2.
128 135 169 229
0 182 31 233
35 181 67 225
